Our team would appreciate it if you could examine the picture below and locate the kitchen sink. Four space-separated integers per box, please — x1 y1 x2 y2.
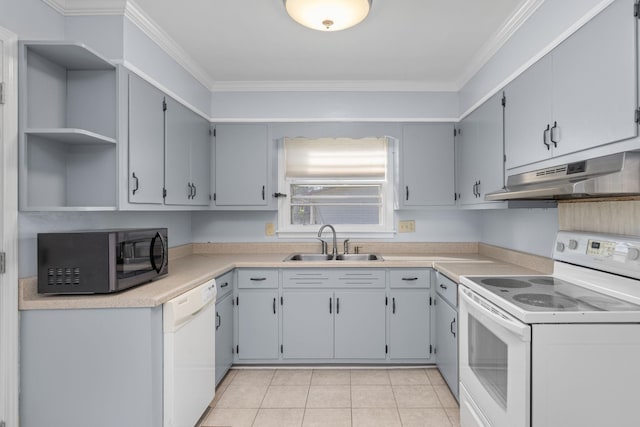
283 253 382 262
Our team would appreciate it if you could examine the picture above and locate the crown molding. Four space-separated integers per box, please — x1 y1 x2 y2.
210 80 458 93
455 0 544 90
123 1 214 90
42 0 127 15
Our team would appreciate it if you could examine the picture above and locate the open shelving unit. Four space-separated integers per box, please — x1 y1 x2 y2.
19 41 118 211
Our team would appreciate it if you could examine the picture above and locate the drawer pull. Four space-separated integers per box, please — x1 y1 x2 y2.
402 277 419 281
250 277 267 281
439 283 448 290
220 282 229 288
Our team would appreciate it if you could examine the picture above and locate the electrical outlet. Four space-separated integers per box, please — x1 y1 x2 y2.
398 220 416 233
265 222 275 236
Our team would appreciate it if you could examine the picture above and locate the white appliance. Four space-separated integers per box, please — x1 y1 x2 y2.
459 231 640 427
163 279 217 427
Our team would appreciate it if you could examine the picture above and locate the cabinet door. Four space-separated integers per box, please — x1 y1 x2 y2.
214 124 268 206
389 290 430 359
401 123 455 207
237 290 278 360
552 0 637 157
189 116 211 206
475 92 505 200
215 293 234 385
504 55 553 170
435 294 458 398
164 97 193 205
456 112 479 205
128 74 165 204
282 291 334 359
334 291 386 359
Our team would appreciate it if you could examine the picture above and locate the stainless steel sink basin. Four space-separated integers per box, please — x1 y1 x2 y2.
335 253 382 261
283 253 334 261
283 253 382 262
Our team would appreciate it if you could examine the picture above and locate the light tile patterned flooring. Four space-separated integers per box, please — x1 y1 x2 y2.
199 368 460 427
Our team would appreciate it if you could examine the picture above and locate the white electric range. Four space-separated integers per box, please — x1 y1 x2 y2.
459 231 640 427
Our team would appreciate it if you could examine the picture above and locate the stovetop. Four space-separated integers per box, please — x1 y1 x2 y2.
460 231 640 323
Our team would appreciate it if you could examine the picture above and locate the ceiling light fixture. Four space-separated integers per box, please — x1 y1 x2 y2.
284 0 372 32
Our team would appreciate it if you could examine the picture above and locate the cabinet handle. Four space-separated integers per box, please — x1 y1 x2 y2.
216 312 221 330
543 124 551 150
405 186 409 201
132 172 139 195
250 277 267 281
392 297 396 314
402 277 418 281
329 297 332 314
187 182 193 199
550 121 559 148
262 185 265 200
220 282 228 288
439 283 448 290
476 180 481 198
336 297 340 314
273 298 276 314
450 318 456 338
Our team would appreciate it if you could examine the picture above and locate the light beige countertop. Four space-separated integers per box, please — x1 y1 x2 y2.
19 243 553 310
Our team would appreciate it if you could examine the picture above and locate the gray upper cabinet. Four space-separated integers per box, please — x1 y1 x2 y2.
128 73 165 204
456 92 506 207
505 0 637 170
400 123 455 207
164 97 211 206
19 42 118 211
213 124 270 208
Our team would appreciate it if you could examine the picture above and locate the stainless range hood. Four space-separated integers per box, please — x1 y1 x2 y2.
485 152 640 201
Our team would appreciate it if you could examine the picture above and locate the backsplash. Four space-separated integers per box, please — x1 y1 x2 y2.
558 199 640 236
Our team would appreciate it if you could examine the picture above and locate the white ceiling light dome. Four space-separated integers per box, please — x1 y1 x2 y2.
284 0 372 32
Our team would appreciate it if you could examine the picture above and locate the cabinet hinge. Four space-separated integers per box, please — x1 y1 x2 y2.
385 296 388 306
634 1 639 18
162 188 167 199
454 193 457 201
213 193 217 201
236 344 239 354
635 108 640 124
453 128 457 137
430 344 433 354
280 344 283 354
501 94 506 107
385 345 388 354
213 128 217 137
0 252 5 274
209 129 213 136
0 82 5 105
280 296 283 305
433 346 437 355
162 98 167 111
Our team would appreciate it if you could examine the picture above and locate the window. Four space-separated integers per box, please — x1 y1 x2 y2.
277 137 396 236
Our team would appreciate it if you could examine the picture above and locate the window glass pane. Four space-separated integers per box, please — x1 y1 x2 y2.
291 205 379 225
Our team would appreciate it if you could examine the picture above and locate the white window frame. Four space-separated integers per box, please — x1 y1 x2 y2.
277 137 397 238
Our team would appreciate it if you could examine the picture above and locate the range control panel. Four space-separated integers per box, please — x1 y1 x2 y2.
554 231 640 279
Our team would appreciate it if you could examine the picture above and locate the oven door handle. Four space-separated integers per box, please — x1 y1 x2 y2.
460 286 531 341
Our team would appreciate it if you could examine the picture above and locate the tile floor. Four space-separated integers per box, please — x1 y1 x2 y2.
199 368 460 427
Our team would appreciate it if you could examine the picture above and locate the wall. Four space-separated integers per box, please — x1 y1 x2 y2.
0 0 64 39
480 208 559 257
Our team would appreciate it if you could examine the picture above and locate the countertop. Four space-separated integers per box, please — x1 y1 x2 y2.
19 249 549 310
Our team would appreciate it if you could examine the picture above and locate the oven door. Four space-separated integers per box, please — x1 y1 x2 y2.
459 285 531 427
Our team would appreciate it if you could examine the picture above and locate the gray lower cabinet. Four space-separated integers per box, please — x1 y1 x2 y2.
21 307 163 427
389 290 431 359
215 292 234 385
282 290 334 359
334 290 386 359
435 272 459 400
236 289 279 360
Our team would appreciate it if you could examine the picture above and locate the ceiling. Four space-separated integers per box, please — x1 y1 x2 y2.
130 0 534 92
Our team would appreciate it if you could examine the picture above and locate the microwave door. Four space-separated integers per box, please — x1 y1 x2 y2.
150 231 167 273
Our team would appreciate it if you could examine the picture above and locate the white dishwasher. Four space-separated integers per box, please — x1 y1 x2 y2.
163 278 217 427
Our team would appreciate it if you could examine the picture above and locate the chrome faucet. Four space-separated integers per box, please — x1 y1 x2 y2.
318 224 338 258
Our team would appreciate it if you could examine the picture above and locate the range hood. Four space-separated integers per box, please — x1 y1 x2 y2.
485 152 640 201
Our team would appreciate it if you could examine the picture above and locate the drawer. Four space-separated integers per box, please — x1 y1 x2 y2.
435 271 457 307
237 269 278 289
389 269 431 288
216 270 234 298
282 268 386 288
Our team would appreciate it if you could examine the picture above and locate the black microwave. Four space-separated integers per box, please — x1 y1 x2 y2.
37 228 168 294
